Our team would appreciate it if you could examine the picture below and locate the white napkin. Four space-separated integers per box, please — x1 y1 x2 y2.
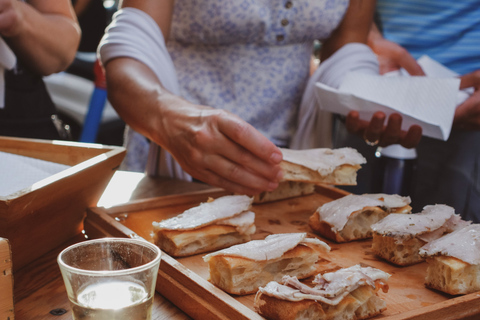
0 151 71 197
315 57 462 141
0 37 16 109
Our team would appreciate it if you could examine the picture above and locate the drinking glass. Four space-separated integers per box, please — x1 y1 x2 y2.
58 237 161 320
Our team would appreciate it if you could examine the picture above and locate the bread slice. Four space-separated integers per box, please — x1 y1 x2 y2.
154 223 255 257
255 285 386 320
423 256 480 295
371 233 426 266
254 265 390 320
280 147 366 186
203 233 331 295
309 194 411 243
254 181 315 204
253 148 366 203
152 195 255 257
310 206 389 243
419 224 480 295
370 204 468 267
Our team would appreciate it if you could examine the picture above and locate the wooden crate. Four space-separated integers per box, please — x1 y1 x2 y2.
0 136 125 272
84 186 480 320
0 237 14 319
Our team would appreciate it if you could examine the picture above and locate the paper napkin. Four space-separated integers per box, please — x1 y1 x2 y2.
0 151 71 197
315 57 462 141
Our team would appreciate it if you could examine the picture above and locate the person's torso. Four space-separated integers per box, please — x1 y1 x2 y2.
167 0 349 146
377 0 480 75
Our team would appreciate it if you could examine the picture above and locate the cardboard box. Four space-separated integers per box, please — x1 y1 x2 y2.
0 237 14 319
0 136 125 271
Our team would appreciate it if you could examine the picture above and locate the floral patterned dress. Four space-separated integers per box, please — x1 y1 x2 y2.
123 0 349 172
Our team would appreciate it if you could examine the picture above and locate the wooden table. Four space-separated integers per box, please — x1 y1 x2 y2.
13 171 212 320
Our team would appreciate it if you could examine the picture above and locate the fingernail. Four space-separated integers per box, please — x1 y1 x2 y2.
270 151 282 163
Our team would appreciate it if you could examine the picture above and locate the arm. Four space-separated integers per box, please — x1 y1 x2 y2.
321 0 422 149
321 0 375 61
103 0 283 195
0 0 81 75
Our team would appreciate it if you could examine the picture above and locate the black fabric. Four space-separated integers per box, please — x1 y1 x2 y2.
0 66 69 140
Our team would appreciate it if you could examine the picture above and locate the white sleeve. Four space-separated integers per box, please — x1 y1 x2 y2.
290 43 379 150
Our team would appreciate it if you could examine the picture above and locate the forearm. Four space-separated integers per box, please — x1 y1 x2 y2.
104 57 200 150
321 0 376 61
4 1 80 75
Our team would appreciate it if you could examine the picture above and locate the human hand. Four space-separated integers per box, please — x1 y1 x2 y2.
345 111 422 148
160 105 284 196
368 30 424 76
0 0 22 37
453 71 480 130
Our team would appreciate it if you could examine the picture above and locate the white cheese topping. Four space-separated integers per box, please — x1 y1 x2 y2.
419 224 480 265
371 204 457 237
317 193 411 232
257 265 390 305
280 147 366 176
361 193 411 209
203 233 330 262
152 195 253 230
216 210 255 234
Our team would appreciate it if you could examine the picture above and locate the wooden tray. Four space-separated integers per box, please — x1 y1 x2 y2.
84 185 480 320
0 136 125 271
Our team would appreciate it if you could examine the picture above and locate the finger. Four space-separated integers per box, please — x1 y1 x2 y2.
379 113 402 146
399 125 422 149
218 114 283 165
398 55 425 76
345 110 363 134
459 71 480 90
194 159 280 196
363 111 386 143
214 140 284 182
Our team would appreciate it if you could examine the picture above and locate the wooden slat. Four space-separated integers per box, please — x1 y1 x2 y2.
0 238 14 319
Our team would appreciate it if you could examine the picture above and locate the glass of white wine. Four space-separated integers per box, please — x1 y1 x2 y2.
58 237 161 320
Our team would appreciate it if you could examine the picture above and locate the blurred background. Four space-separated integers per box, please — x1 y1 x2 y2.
44 0 124 146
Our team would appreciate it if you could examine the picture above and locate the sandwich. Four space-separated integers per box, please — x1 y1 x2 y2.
254 264 391 320
309 193 412 243
152 195 255 257
419 224 480 295
370 204 470 266
254 147 367 203
203 232 331 295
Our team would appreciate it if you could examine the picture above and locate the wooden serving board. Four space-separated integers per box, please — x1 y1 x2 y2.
84 185 480 320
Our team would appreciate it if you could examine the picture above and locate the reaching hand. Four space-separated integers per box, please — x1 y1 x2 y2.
368 25 424 76
345 111 422 148
453 71 480 131
158 103 284 196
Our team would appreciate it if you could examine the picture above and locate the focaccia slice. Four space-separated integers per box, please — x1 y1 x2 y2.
254 181 316 204
280 147 366 186
152 195 255 257
203 233 331 295
371 204 470 266
254 265 390 320
309 193 411 243
254 148 366 204
419 224 480 295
